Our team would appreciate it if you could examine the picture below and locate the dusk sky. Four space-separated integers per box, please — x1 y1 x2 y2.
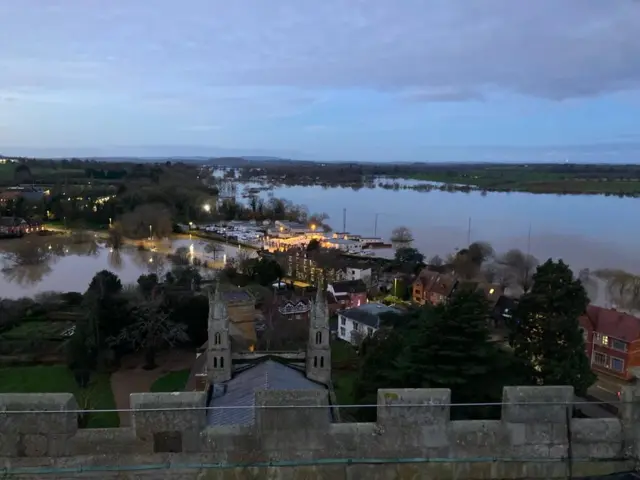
1 0 640 162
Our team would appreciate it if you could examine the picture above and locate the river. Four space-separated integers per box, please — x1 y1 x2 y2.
0 235 248 299
257 183 640 275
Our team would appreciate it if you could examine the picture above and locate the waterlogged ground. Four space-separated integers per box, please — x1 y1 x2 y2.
0 234 244 299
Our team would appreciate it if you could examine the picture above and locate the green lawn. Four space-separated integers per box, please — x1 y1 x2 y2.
0 365 119 428
2 321 73 340
150 369 190 393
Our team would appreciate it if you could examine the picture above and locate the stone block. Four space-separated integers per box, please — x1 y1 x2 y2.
18 434 48 457
131 392 206 453
0 393 78 435
502 386 573 423
255 389 330 432
376 388 450 427
450 420 503 457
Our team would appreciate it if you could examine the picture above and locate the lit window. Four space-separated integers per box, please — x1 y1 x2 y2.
601 335 609 346
489 288 495 294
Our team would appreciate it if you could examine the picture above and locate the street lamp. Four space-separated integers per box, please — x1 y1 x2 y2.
202 203 211 213
149 224 152 240
310 223 317 231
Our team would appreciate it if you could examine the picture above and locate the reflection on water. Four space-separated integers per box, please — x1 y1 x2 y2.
0 234 236 299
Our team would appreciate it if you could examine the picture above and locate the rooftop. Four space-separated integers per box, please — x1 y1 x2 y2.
207 359 328 426
331 279 367 294
582 305 640 343
340 302 403 329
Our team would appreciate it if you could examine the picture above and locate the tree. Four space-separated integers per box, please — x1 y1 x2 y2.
510 259 595 396
87 270 122 297
306 238 321 252
496 249 538 293
14 163 32 183
450 241 494 280
247 258 283 286
428 255 443 267
394 291 516 418
120 203 173 240
594 269 640 310
390 226 413 243
111 291 189 369
394 247 424 265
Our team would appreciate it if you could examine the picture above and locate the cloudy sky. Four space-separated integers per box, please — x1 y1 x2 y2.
1 0 640 161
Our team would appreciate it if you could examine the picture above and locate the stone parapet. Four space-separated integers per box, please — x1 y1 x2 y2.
0 386 636 479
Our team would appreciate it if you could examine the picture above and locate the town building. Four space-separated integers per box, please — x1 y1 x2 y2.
337 302 403 345
201 281 334 425
579 305 640 382
327 280 367 310
412 269 457 305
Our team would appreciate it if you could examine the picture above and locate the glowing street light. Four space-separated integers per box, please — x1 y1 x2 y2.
202 203 211 213
310 223 317 231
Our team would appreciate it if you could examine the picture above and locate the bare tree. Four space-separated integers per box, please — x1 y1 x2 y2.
390 226 414 243
578 268 599 303
594 269 640 311
496 249 539 293
235 248 253 273
110 291 188 369
120 203 173 240
428 255 444 267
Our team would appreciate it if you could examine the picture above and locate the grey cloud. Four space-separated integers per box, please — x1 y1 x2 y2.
401 88 485 103
0 0 639 100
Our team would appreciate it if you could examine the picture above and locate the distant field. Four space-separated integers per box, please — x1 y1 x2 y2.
410 166 640 195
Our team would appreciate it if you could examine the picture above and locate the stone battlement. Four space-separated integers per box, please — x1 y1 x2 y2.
0 385 638 479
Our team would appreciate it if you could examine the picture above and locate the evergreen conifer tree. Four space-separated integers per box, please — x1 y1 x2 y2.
511 259 595 396
394 291 512 417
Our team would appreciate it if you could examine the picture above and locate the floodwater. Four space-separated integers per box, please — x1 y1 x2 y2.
0 235 251 299
257 183 640 275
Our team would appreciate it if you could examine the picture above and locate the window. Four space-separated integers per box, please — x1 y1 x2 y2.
315 331 322 344
610 357 625 372
593 352 607 366
213 357 218 368
313 356 318 368
340 327 346 337
220 357 225 369
214 332 221 345
340 317 346 326
354 322 361 332
612 339 628 352
367 327 373 336
595 333 609 346
320 356 325 368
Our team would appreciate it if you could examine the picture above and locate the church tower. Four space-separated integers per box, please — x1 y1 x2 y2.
306 283 331 384
207 282 232 383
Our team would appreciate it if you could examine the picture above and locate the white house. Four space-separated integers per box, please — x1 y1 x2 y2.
337 303 403 345
340 266 372 285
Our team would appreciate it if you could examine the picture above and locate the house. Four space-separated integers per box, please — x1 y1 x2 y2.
579 305 640 381
327 280 367 310
338 265 373 286
337 303 403 345
277 296 312 321
273 220 316 235
412 269 457 305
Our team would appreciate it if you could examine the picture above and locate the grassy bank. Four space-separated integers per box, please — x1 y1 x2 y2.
409 166 640 196
150 369 191 392
0 365 119 428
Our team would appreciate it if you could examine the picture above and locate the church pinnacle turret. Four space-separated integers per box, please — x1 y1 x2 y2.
306 282 331 384
207 280 231 383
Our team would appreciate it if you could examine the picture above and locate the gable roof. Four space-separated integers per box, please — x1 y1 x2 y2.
331 279 367 294
414 269 457 296
207 359 328 426
582 305 640 343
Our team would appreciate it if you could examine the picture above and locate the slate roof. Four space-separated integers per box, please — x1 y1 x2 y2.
339 303 403 329
331 279 367 295
582 305 640 343
207 359 328 426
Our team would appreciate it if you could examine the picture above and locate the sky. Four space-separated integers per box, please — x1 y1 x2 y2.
1 0 640 162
